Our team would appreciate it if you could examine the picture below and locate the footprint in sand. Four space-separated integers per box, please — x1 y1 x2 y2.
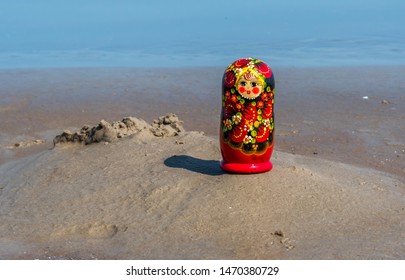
52 223 120 240
272 230 296 251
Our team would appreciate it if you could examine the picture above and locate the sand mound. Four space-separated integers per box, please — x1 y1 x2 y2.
0 115 404 260
53 113 185 146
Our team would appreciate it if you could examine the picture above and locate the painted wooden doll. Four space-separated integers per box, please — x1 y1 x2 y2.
220 58 275 173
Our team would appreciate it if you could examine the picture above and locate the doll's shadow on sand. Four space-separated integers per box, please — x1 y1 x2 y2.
164 155 225 176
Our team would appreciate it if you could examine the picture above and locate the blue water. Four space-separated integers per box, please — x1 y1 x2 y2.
1 0 404 68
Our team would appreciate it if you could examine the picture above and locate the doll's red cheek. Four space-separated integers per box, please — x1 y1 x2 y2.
252 87 260 94
239 87 245 93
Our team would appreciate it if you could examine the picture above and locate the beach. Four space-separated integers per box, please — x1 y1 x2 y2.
0 66 404 259
1 66 404 177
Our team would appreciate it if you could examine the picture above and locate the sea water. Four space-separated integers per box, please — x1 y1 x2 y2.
0 0 404 68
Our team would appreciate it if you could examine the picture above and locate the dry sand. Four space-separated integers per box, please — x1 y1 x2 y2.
0 67 404 259
0 114 404 259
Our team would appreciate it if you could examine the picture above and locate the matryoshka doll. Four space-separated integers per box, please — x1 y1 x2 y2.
220 58 275 173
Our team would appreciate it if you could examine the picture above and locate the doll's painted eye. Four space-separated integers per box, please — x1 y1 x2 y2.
251 82 257 87
240 81 246 86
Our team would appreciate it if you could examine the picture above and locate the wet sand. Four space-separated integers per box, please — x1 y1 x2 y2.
1 66 404 178
0 66 404 259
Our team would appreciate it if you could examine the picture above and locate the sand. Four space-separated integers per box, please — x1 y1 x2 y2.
0 114 404 259
1 67 404 177
0 67 404 259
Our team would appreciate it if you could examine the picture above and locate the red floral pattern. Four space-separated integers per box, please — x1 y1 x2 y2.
222 58 274 152
224 70 236 88
233 58 251 68
222 88 274 145
255 61 272 78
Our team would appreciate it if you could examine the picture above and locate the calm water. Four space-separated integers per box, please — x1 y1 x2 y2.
1 0 405 68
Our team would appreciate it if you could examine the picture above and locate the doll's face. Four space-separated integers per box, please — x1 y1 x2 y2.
236 72 263 100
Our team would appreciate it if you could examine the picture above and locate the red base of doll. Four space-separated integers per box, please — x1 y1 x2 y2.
220 160 272 174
